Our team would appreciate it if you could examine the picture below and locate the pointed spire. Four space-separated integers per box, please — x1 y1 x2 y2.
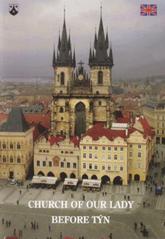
52 47 56 68
68 32 71 50
58 34 61 50
89 5 113 67
53 9 76 67
105 31 109 49
109 43 114 66
73 48 76 67
94 29 97 49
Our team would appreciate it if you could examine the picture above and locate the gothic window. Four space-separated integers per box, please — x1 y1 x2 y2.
59 107 64 113
17 156 21 163
10 156 14 163
98 71 103 85
3 156 6 163
75 102 86 137
60 72 65 85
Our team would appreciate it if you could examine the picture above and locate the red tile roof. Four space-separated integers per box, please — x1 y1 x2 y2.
70 136 80 147
85 124 127 141
48 135 65 145
138 116 155 138
25 112 50 129
0 112 8 122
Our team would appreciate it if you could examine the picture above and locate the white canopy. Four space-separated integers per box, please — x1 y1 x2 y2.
32 176 57 185
64 178 78 186
82 179 101 188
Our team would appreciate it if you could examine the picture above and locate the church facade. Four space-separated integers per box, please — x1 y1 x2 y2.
51 11 114 137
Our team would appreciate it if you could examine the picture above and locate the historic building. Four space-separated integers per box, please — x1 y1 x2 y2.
34 135 80 180
143 101 165 145
0 108 34 180
79 116 155 185
51 10 114 137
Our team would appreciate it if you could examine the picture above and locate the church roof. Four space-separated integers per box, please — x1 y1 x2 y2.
89 7 113 67
0 107 29 132
53 10 76 68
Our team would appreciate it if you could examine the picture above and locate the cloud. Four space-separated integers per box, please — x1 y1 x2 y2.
0 0 165 79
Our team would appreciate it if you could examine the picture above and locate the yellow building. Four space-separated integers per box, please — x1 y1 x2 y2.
127 116 155 182
34 135 80 180
80 116 155 185
80 125 128 185
143 101 165 145
0 108 34 181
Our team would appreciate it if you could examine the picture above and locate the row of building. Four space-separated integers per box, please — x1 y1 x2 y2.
0 107 154 185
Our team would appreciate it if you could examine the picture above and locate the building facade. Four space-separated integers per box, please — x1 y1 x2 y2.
0 108 34 180
143 101 165 144
34 135 80 180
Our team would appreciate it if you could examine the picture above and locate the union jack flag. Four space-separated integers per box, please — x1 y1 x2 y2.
140 4 157 16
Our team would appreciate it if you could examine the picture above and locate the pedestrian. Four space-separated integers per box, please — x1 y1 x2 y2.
49 224 51 232
137 187 139 193
13 228 16 235
20 190 22 195
109 233 112 239
124 195 126 200
2 218 4 224
134 222 137 231
127 195 130 200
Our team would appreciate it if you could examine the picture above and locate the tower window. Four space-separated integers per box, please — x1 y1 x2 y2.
98 71 103 85
59 107 64 113
60 72 65 85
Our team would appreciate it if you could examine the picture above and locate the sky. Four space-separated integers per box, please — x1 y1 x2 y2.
0 0 165 80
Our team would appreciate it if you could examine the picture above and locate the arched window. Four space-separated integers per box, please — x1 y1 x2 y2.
60 72 65 85
17 156 21 163
3 156 6 163
2 143 6 149
10 156 14 163
17 143 21 149
10 143 13 149
59 107 64 113
98 71 103 85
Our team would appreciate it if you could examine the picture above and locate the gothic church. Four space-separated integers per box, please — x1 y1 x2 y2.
51 9 114 137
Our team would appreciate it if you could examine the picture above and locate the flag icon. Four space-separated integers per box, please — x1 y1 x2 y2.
140 4 157 16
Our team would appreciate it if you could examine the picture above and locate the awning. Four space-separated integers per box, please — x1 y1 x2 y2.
32 176 57 185
63 178 78 186
82 179 101 188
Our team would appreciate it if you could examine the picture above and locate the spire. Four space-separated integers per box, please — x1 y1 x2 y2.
68 32 71 50
109 43 114 66
89 6 113 67
73 48 76 67
105 31 109 49
53 9 76 67
52 47 56 68
58 34 61 50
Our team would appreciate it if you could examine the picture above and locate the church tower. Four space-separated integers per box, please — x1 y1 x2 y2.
89 6 113 95
52 10 76 95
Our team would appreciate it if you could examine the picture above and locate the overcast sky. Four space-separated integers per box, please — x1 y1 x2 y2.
0 0 165 80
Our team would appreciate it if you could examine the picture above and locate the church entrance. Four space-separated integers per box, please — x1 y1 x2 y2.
75 102 86 137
